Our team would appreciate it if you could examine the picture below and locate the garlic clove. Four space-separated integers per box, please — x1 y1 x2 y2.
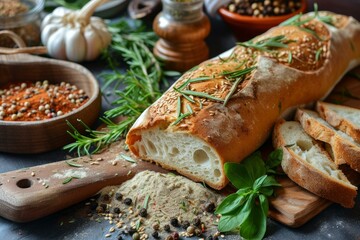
65 27 87 62
41 24 60 45
84 25 103 61
47 28 67 60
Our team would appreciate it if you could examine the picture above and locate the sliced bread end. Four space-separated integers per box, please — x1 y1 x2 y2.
273 120 357 208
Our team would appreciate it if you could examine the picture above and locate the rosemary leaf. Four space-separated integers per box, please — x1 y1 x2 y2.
171 112 192 126
173 87 196 103
221 66 257 80
143 194 150 209
176 96 181 118
65 160 83 168
119 153 137 163
178 76 212 90
62 176 79 184
288 51 293 64
181 90 224 102
238 35 288 52
315 48 322 62
223 77 244 106
186 103 193 114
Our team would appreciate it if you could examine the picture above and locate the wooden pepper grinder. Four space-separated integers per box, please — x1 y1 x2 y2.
153 0 210 72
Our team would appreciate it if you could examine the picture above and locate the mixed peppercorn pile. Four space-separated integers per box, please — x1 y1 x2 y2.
227 0 302 17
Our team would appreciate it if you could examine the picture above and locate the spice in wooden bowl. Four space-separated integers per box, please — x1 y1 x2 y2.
0 80 89 121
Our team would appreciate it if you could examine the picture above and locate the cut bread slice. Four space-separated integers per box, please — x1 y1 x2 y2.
272 120 357 208
316 101 360 143
296 109 360 172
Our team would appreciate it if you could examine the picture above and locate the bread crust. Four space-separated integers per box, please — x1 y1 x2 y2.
296 108 360 172
316 101 360 143
272 120 357 208
126 12 360 189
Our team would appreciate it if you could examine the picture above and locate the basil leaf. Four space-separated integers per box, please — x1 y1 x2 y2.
243 151 266 181
239 197 267 240
236 187 252 196
261 175 281 188
253 175 268 191
215 193 245 215
266 148 283 172
217 207 243 232
259 187 274 197
259 194 269 216
224 163 253 189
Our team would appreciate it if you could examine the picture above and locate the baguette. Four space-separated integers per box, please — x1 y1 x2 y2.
272 120 357 208
295 108 360 172
126 11 360 189
316 101 360 143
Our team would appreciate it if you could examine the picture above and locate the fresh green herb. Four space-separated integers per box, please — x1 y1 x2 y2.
119 153 137 163
238 35 289 52
180 90 224 102
173 87 196 103
215 149 282 240
136 219 141 230
180 200 188 212
315 48 323 62
178 76 212 90
223 77 243 106
288 51 293 64
221 66 257 80
171 111 193 126
187 65 199 72
62 176 80 184
64 20 177 156
143 194 150 209
65 160 83 168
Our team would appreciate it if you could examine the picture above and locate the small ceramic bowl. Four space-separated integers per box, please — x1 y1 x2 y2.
0 54 101 154
218 0 307 41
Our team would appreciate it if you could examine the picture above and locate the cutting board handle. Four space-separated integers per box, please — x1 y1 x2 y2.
0 143 164 222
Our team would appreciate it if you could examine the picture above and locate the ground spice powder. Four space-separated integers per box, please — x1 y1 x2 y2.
0 80 89 121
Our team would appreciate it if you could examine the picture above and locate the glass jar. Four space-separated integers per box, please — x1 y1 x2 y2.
0 0 44 47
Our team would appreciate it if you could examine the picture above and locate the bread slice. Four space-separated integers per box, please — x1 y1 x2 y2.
316 101 360 143
295 109 360 172
272 120 357 208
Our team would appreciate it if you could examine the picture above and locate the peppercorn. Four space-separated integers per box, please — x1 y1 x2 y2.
193 217 201 227
89 201 98 210
115 193 123 201
152 231 160 239
172 232 179 240
117 234 123 240
123 198 132 205
132 232 140 240
152 223 160 231
170 217 179 227
186 226 195 235
204 202 215 213
139 208 147 217
128 228 137 235
102 194 110 201
164 224 171 232
195 228 202 237
113 207 121 214
182 220 190 229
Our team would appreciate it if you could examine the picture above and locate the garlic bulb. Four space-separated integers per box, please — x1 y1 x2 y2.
41 0 111 62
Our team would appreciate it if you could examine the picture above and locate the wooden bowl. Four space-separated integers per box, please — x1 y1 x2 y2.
0 54 101 154
218 0 307 41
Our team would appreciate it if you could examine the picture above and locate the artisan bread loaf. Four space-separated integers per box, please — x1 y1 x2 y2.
272 120 357 208
316 101 360 142
126 11 360 190
296 108 360 172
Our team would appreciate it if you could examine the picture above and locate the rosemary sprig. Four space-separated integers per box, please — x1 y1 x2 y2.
64 20 177 156
221 66 257 80
238 35 289 52
119 153 137 164
315 48 323 62
65 160 83 168
178 76 212 90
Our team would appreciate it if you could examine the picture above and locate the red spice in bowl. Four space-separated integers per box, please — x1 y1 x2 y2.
218 0 307 41
0 81 89 121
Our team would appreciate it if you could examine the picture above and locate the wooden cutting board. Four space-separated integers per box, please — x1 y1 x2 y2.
0 68 359 226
